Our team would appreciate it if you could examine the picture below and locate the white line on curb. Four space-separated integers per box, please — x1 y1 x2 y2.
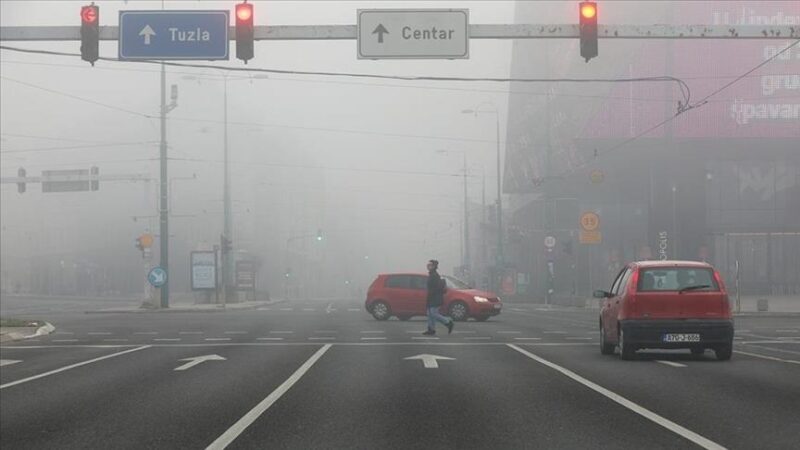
0 345 151 390
507 344 724 450
206 344 332 450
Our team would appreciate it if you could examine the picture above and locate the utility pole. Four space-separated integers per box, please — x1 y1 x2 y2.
159 62 169 308
495 109 503 272
462 152 471 278
222 73 233 302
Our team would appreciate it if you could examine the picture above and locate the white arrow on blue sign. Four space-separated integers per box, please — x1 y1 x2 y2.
148 266 168 288
119 10 229 60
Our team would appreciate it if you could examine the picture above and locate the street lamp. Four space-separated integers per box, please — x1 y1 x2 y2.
436 149 471 277
462 102 503 274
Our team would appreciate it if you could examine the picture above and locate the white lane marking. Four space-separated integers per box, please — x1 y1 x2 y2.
206 344 332 450
360 331 385 334
514 337 542 341
361 337 387 341
134 332 158 335
507 344 725 450
734 350 800 365
497 331 522 334
179 331 204 335
740 344 800 356
154 338 181 342
404 353 454 369
656 360 688 368
511 308 525 312
53 332 74 335
737 329 751 333
776 329 799 333
103 339 129 343
544 331 568 334
0 359 22 367
52 339 79 343
453 330 476 334
348 308 361 312
308 337 335 341
733 336 743 340
412 336 439 340
739 340 800 344
0 345 151 390
174 354 226 371
205 338 231 342
87 332 112 336
257 337 284 341
257 307 271 311
464 337 491 340
325 303 335 314
566 337 595 340
270 331 294 334
224 331 248 335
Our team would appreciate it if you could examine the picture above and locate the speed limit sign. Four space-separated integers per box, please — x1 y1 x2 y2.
580 212 600 231
544 236 556 249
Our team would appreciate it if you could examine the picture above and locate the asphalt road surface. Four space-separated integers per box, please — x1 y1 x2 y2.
2 300 798 449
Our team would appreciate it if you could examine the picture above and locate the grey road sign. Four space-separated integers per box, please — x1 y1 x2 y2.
357 9 469 59
41 169 91 193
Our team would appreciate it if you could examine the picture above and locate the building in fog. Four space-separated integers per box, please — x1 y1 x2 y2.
503 1 800 300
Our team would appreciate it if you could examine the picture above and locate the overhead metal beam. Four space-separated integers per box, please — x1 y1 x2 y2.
2 24 798 42
1 174 150 184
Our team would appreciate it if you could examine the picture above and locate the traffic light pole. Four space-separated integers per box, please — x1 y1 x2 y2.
222 73 233 303
159 61 169 309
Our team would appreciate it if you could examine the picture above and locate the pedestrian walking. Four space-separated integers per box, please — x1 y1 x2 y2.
423 259 454 336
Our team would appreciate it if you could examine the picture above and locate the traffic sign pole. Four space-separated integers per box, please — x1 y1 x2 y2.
159 61 169 308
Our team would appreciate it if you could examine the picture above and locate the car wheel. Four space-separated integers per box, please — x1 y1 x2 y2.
714 343 733 361
449 302 469 322
371 301 391 321
600 323 615 355
475 316 490 322
618 329 636 360
398 315 411 321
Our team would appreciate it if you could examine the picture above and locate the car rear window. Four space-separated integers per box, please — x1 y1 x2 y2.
637 267 719 292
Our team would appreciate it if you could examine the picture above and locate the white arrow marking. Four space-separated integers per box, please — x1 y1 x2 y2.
0 359 22 367
139 25 156 45
173 354 226 371
325 303 335 314
404 354 455 369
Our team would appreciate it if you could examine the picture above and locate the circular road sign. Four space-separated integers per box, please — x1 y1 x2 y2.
580 212 600 232
147 266 167 288
544 236 556 249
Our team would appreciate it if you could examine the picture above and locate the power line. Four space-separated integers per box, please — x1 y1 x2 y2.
1 141 158 154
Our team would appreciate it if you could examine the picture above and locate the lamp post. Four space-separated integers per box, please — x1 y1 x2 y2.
436 149 471 279
462 103 503 283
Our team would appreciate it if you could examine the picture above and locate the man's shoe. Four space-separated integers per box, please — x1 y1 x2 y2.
422 329 436 336
446 320 454 334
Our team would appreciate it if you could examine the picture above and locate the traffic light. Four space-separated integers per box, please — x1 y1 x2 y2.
80 4 99 65
235 1 254 63
221 234 233 253
579 1 598 62
17 167 26 194
90 166 99 191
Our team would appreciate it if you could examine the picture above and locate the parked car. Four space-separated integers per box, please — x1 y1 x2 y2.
365 273 502 322
595 260 733 361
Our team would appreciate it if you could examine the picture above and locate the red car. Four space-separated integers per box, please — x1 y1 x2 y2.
596 260 733 361
365 273 502 322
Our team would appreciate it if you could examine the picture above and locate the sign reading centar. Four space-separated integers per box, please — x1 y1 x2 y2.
357 9 469 59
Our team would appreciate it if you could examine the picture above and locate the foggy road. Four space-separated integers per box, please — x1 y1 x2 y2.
2 303 798 449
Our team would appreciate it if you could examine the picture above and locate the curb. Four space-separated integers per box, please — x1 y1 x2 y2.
84 299 287 314
2 322 55 342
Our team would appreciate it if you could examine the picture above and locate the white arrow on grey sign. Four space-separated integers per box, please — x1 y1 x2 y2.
174 354 226 371
0 359 22 367
358 9 469 59
404 354 455 369
139 25 156 45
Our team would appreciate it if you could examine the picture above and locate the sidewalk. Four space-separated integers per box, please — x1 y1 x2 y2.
731 295 800 315
0 321 55 343
84 298 286 314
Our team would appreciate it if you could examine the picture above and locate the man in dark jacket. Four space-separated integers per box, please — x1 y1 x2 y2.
423 259 454 336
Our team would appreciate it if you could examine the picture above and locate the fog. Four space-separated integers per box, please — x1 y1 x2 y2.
1 1 798 305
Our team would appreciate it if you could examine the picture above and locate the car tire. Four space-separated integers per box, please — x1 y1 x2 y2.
397 315 411 321
475 316 490 322
714 343 733 361
600 323 615 355
618 329 636 360
448 302 469 322
371 301 391 321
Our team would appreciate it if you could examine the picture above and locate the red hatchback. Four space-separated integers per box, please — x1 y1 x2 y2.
595 260 733 361
365 273 502 322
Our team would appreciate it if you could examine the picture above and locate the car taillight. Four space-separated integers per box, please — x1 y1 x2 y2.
628 269 639 296
713 271 727 293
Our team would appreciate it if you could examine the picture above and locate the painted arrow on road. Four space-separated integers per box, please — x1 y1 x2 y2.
139 25 156 45
173 354 226 371
404 354 455 369
372 24 389 43
0 359 22 367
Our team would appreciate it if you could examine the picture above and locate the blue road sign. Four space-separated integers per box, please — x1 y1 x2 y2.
119 10 229 60
148 266 168 288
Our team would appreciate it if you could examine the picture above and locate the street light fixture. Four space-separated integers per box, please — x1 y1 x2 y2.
435 149 471 278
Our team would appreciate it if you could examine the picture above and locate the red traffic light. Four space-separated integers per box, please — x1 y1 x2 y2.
580 2 597 19
81 5 98 24
236 3 253 22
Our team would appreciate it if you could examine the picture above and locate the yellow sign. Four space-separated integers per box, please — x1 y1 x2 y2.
580 212 600 231
580 230 602 244
140 233 154 248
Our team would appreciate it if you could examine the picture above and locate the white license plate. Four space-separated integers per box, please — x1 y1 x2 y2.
493 304 502 309
663 333 700 343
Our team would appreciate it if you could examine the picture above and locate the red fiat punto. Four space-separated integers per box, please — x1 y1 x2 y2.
595 260 733 360
365 273 502 322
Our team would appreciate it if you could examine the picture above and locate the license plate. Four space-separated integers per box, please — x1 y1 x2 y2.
493 304 502 309
663 333 700 343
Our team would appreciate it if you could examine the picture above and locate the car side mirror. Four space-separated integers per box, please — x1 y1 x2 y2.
593 290 611 299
